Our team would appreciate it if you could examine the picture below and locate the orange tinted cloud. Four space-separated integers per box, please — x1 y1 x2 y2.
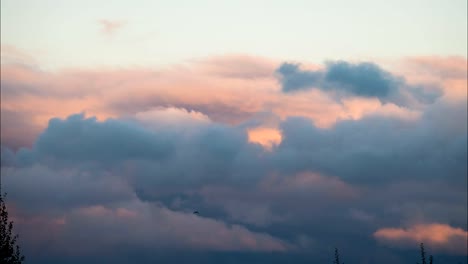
2 48 457 148
247 127 282 150
398 56 467 101
374 223 468 255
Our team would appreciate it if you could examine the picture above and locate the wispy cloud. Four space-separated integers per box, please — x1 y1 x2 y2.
98 19 126 36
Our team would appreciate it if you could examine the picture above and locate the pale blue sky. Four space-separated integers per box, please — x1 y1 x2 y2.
1 0 466 70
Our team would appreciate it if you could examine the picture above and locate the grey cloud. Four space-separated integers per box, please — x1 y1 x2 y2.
273 99 467 186
324 61 400 97
276 63 323 92
1 146 16 167
1 164 134 213
1 93 466 264
30 113 174 164
276 60 443 106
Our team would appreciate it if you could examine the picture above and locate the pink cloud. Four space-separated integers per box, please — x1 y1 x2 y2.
9 198 292 255
397 56 467 102
1 51 460 149
403 56 467 80
98 19 126 35
374 223 468 255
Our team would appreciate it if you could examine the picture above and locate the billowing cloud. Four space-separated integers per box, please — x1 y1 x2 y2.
1 50 466 263
30 113 174 164
374 223 468 255
3 49 457 150
11 199 291 257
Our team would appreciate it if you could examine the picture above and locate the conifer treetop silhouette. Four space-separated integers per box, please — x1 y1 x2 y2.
417 243 434 264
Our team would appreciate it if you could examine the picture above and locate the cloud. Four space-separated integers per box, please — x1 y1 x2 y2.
134 107 211 132
247 127 282 150
195 54 276 79
1 109 42 150
2 102 466 262
1 164 134 212
374 223 468 255
276 60 443 106
3 53 457 150
1 45 37 66
198 172 359 229
274 97 467 185
324 61 399 97
1 53 466 263
276 63 322 92
403 56 468 80
98 19 126 36
11 199 292 257
29 113 174 164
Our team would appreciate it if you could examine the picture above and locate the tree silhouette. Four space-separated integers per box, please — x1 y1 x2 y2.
0 184 24 264
420 242 427 264
334 247 344 264
417 243 434 264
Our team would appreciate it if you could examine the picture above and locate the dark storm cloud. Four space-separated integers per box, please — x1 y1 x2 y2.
276 60 442 106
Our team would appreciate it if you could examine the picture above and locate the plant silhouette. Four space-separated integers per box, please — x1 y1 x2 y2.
334 247 344 264
416 243 434 264
0 184 25 264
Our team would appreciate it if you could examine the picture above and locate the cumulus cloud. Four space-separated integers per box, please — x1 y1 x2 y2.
29 113 174 164
276 60 443 106
3 52 455 149
274 97 467 185
1 52 466 263
374 223 468 255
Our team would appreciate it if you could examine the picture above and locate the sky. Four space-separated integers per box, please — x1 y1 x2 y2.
0 0 467 263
